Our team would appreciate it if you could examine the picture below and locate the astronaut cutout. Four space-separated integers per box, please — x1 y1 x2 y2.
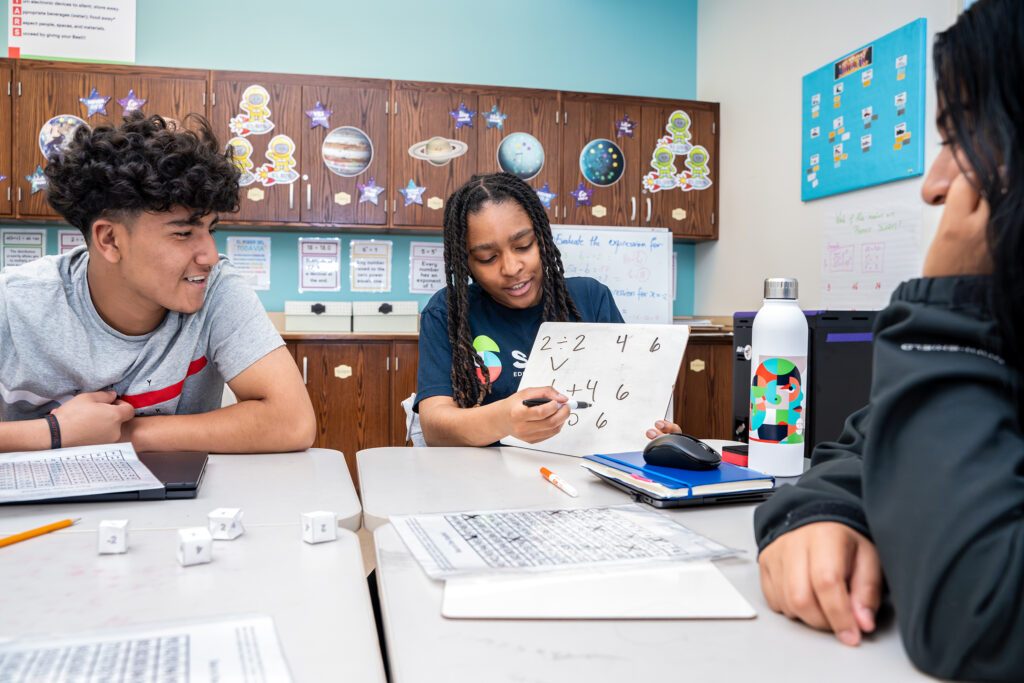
663 109 693 155
229 136 256 187
229 84 275 137
257 134 299 186
685 145 712 190
643 144 681 192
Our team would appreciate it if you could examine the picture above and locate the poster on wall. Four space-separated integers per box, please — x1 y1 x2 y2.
409 241 444 294
7 0 136 63
226 236 271 291
349 239 392 293
298 237 341 293
0 229 45 272
58 230 85 255
801 18 926 201
821 204 922 309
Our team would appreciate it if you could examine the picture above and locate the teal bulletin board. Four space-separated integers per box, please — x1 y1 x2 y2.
801 18 927 201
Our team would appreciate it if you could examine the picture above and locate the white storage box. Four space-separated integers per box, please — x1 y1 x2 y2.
285 301 352 332
351 301 419 333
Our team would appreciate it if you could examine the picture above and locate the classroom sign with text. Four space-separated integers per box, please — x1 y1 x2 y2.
8 0 136 64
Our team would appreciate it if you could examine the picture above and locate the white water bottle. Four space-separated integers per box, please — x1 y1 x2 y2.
748 278 808 477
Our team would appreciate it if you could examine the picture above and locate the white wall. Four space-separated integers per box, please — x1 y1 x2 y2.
695 0 959 314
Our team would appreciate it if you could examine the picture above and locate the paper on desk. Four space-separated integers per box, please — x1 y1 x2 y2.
391 503 738 580
443 560 756 619
0 614 292 683
0 442 163 503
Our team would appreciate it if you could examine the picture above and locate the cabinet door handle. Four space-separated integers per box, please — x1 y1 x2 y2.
17 187 21 202
302 357 308 385
306 184 311 211
394 356 399 372
386 357 390 371
289 184 294 210
6 187 9 201
630 197 637 221
646 197 652 223
393 199 397 214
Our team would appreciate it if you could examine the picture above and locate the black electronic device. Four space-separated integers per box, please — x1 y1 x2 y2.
642 433 721 471
732 310 876 458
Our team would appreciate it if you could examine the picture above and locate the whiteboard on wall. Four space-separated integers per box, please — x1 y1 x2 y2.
552 225 672 324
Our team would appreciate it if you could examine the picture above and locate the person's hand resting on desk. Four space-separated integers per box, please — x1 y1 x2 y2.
758 522 882 646
51 390 135 447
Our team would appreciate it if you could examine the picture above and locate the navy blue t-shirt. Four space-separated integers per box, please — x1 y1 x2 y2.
415 277 624 411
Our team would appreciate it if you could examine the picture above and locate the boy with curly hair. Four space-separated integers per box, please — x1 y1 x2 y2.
0 113 315 453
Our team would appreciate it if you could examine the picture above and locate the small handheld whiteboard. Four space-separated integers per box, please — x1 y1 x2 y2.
502 322 690 456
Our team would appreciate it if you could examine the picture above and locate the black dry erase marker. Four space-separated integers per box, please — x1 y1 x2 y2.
522 398 591 410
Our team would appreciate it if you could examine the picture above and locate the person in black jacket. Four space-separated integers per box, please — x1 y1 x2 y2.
754 1 1024 680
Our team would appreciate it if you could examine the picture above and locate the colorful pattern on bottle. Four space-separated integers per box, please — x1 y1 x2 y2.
750 356 806 444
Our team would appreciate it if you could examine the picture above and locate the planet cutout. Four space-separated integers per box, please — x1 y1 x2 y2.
322 126 373 177
39 115 89 161
408 136 469 166
579 138 625 186
496 132 544 180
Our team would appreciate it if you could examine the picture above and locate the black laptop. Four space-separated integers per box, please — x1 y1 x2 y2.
18 451 209 504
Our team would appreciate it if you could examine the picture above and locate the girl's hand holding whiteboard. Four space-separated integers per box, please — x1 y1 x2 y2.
505 386 571 444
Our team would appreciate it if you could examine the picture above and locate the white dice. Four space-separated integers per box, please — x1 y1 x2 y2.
177 527 213 566
301 511 338 544
97 520 128 554
208 508 245 540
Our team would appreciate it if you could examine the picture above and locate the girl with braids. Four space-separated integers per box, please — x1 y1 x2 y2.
754 1 1024 679
415 172 674 447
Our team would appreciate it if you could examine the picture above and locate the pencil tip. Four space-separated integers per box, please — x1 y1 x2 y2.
71 517 81 524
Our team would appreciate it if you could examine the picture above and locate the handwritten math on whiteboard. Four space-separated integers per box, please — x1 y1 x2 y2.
502 322 690 457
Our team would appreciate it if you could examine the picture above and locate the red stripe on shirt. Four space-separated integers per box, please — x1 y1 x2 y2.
121 356 209 409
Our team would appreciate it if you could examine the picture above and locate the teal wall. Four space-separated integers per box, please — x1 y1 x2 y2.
3 0 697 314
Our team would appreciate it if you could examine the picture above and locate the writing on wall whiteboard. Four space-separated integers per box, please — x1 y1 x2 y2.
821 203 921 309
502 322 689 457
552 226 672 324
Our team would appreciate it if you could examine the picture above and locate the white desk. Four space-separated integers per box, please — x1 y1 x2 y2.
359 446 932 682
1 448 362 533
0 525 385 683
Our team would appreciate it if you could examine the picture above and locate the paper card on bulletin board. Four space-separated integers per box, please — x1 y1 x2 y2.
801 18 926 201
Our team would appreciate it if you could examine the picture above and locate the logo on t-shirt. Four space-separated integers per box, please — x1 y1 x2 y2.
473 335 502 383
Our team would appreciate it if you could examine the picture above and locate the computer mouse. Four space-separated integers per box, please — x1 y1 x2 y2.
642 433 722 470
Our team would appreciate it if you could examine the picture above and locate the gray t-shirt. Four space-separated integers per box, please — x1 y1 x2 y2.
0 246 283 421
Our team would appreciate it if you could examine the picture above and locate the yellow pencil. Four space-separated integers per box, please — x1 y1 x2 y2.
0 517 80 548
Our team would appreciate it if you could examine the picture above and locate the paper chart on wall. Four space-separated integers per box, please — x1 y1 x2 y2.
0 229 45 272
409 241 445 294
298 237 341 293
350 239 392 292
58 230 85 255
821 203 922 309
502 322 689 456
0 614 292 683
227 236 271 291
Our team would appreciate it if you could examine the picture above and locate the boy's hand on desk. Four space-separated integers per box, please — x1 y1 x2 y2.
645 420 682 439
507 387 570 443
52 391 136 447
758 522 881 647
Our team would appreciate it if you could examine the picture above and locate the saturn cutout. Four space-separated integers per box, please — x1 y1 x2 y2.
408 136 469 166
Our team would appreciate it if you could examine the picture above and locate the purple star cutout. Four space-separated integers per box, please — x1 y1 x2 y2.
572 181 593 207
304 101 333 129
117 89 146 114
25 166 47 194
399 179 426 206
358 177 386 205
534 182 557 210
79 87 110 117
616 113 637 138
449 102 476 129
483 105 507 130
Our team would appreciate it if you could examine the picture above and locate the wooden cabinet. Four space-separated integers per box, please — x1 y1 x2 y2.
0 60 13 217
391 82 477 228
300 77 388 226
14 62 206 219
287 336 418 491
673 334 732 440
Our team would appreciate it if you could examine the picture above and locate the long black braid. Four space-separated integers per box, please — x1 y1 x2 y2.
442 172 582 408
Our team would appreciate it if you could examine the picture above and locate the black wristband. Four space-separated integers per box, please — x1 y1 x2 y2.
44 413 62 450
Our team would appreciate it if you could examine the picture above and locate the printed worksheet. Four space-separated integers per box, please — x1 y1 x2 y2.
0 614 291 683
391 503 736 580
0 443 163 503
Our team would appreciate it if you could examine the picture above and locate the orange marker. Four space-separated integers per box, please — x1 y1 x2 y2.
0 517 80 548
540 467 578 497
